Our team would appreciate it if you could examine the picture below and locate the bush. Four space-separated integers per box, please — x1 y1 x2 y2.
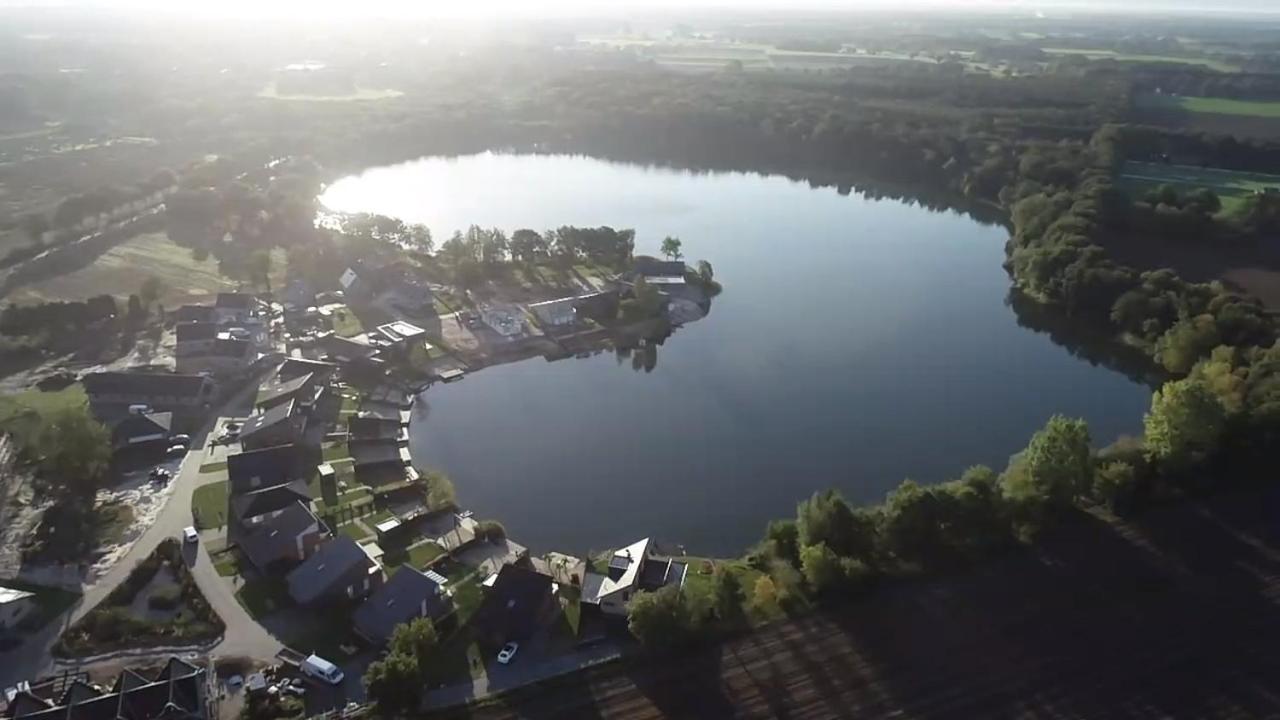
475 520 507 543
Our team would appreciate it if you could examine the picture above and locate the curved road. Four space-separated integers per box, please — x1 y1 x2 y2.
0 385 281 689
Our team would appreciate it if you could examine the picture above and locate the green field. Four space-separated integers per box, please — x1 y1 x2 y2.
1138 93 1280 119
1042 48 1238 73
1118 161 1280 215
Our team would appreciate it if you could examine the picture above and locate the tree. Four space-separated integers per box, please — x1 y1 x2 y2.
628 585 697 649
37 407 111 496
796 489 876 561
249 250 273 293
408 224 433 254
1093 460 1138 512
139 276 164 306
126 294 146 322
878 480 946 565
424 471 457 510
712 568 745 626
510 229 544 264
760 518 799 565
799 543 842 594
696 260 714 284
389 617 437 668
1156 315 1220 375
1001 415 1092 508
363 651 421 716
750 575 780 617
1145 378 1226 469
660 236 683 261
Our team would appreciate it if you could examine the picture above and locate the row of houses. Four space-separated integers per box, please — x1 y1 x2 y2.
5 657 209 720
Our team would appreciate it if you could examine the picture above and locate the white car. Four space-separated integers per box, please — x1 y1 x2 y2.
497 642 519 665
182 526 199 543
300 654 344 686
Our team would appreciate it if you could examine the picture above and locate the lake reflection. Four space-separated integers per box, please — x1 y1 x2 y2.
322 153 1151 556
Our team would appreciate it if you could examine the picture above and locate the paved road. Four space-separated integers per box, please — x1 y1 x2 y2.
437 489 1280 719
0 383 278 688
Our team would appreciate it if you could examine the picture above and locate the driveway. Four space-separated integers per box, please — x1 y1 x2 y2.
0 381 276 688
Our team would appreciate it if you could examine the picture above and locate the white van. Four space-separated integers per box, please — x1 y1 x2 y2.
300 654 344 686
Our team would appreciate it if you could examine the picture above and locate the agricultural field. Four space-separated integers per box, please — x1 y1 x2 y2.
1042 47 1239 72
6 233 285 306
1137 93 1280 119
1117 161 1280 216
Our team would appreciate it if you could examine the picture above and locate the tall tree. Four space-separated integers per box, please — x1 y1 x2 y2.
1002 415 1092 508
660 236 683 261
628 585 698 649
37 407 111 496
1145 378 1226 469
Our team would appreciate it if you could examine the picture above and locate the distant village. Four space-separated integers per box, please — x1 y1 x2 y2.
2 254 714 718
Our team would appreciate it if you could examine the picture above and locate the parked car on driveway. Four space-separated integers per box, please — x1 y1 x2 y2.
166 444 186 458
171 434 192 446
497 642 519 665
300 654 344 686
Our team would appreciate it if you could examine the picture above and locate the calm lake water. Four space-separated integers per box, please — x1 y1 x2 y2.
320 152 1151 556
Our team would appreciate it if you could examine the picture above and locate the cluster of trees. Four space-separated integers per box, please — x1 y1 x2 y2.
363 618 438 715
0 295 119 336
434 225 636 287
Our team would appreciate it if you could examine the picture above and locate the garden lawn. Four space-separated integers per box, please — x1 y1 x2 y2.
0 385 87 439
192 481 228 530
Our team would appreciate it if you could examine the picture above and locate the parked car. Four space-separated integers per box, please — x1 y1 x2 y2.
182 526 199 543
149 468 171 485
166 444 186 458
282 679 306 697
300 654 344 686
171 434 192 446
497 642 519 665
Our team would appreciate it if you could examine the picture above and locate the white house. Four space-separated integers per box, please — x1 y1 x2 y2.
580 538 688 617
0 585 36 631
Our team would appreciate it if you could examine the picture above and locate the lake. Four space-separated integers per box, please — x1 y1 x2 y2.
320 152 1152 556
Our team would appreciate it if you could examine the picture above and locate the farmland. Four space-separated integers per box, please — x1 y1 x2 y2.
1118 161 1280 216
1137 93 1280 119
1042 47 1239 72
5 232 285 306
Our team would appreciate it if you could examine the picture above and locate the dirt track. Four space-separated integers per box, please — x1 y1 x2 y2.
438 486 1280 719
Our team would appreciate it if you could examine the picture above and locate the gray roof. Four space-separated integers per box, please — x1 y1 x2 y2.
8 656 203 720
227 444 302 494
256 373 312 408
353 567 449 644
287 536 369 605
215 292 253 310
238 500 321 570
83 371 211 400
348 415 401 441
239 400 296 440
175 322 218 342
230 480 312 522
110 412 173 447
278 358 337 382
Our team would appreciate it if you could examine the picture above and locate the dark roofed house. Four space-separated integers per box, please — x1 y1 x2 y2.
83 372 213 418
6 655 207 720
109 411 172 453
174 305 216 324
214 292 255 323
230 479 312 521
176 337 253 377
314 332 379 364
348 414 406 443
353 567 452 645
471 565 557 648
278 358 338 383
175 322 219 345
226 444 303 494
255 373 315 411
235 499 326 572
286 536 383 606
630 257 686 279
238 400 305 451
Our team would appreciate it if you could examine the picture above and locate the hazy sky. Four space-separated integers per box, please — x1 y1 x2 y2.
3 0 1276 19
